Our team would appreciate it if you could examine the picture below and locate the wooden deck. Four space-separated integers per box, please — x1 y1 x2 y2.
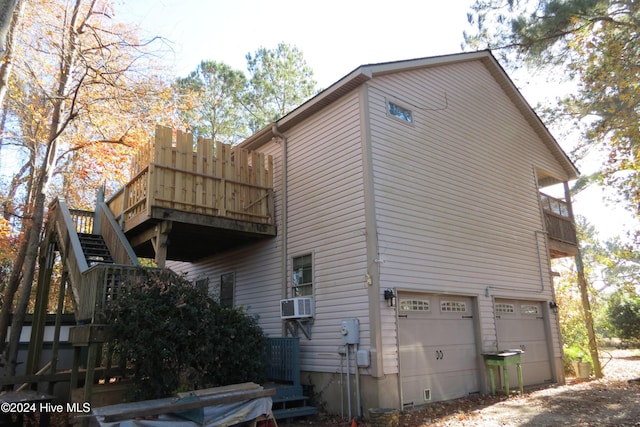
540 193 578 258
107 126 276 263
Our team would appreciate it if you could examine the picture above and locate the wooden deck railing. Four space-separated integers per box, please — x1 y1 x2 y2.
96 202 140 266
69 209 95 234
49 200 90 309
540 193 577 245
78 264 161 323
108 126 274 231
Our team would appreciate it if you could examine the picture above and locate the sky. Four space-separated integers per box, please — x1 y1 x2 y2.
114 0 476 87
113 0 635 240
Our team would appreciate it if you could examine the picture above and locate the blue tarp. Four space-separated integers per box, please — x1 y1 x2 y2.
93 396 272 427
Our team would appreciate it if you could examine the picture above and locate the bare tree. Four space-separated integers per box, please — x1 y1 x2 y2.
0 0 167 375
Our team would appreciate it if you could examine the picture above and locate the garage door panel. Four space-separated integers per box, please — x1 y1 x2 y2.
503 360 551 388
509 340 550 363
400 343 477 375
402 369 480 405
498 322 546 342
399 344 429 375
435 344 477 372
399 294 479 406
495 299 552 386
400 318 474 345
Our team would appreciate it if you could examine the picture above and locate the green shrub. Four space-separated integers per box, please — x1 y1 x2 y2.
107 269 267 401
563 345 592 375
606 292 640 345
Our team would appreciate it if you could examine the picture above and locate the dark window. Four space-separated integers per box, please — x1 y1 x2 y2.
195 278 209 294
220 273 235 308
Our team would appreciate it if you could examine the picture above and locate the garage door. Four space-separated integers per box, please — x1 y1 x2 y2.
494 299 552 387
398 293 480 406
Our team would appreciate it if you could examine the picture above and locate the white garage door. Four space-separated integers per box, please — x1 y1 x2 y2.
494 299 552 387
398 293 480 406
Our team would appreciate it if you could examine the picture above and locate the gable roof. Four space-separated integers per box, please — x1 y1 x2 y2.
239 50 578 180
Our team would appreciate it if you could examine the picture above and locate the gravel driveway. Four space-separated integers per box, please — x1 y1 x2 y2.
399 348 640 426
295 348 640 427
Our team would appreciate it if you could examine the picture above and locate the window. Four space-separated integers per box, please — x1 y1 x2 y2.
194 278 209 295
495 303 515 314
441 301 467 313
387 101 413 123
521 304 539 315
399 299 430 312
220 273 235 308
292 254 313 296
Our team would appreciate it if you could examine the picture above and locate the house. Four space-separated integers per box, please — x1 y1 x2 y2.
24 49 578 416
160 50 579 414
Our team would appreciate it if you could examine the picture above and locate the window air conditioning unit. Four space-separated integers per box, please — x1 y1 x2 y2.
280 297 313 319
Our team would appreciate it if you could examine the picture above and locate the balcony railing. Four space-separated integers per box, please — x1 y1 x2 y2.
107 126 274 232
540 193 577 246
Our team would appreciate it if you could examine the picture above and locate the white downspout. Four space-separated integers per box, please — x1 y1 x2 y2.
272 124 288 307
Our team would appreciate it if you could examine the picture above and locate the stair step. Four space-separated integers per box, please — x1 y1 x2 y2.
272 406 317 420
272 395 310 403
268 384 302 397
78 233 114 265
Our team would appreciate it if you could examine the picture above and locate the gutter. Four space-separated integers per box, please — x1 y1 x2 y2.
272 124 288 306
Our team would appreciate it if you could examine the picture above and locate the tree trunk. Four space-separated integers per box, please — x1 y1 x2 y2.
575 251 603 378
5 187 45 375
0 0 18 60
0 225 27 350
2 0 86 376
563 181 603 379
0 0 24 108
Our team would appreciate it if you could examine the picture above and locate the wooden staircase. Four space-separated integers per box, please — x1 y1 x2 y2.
78 233 115 266
27 198 313 421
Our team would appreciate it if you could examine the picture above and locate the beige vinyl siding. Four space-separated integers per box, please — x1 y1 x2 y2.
171 91 370 374
368 61 567 372
380 302 399 374
478 296 499 350
166 140 284 336
285 90 369 373
168 239 283 334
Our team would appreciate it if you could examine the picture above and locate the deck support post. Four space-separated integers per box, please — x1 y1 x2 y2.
25 238 56 378
152 220 172 268
48 271 68 395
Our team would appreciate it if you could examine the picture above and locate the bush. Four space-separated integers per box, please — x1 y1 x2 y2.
563 345 592 375
107 269 267 401
605 292 640 345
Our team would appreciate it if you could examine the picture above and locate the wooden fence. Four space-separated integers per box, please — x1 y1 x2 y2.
108 126 274 231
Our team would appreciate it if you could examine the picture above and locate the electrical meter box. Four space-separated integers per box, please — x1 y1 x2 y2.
340 318 360 344
356 349 370 367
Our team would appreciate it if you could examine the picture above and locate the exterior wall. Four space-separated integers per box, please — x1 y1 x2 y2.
366 61 570 383
169 57 574 414
305 370 400 418
284 89 370 375
168 89 371 378
167 139 284 336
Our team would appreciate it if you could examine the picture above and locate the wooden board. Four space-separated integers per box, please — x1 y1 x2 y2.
90 386 275 423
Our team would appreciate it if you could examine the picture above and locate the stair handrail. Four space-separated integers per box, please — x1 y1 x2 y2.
54 198 90 273
96 202 140 266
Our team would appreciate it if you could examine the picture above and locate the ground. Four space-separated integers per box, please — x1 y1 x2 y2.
291 348 640 427
32 348 640 426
